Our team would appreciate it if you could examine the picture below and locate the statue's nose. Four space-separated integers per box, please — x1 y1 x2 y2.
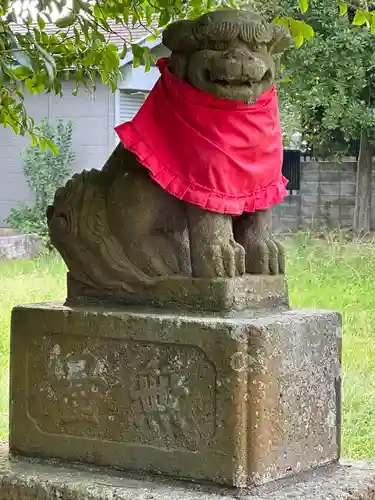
209 54 243 82
209 50 268 83
242 53 268 82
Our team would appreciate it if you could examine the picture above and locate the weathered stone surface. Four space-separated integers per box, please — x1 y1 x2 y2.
10 303 341 487
47 9 290 304
0 444 375 500
66 274 289 312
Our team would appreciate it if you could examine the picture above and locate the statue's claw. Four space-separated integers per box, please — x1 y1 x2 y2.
193 238 245 278
245 238 285 275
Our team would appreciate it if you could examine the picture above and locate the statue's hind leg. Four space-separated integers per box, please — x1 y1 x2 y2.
107 169 191 278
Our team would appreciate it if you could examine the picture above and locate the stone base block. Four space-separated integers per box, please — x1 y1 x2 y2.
10 303 341 487
67 274 289 313
1 447 375 500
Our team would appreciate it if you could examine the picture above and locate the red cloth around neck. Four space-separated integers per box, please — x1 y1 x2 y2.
115 58 288 215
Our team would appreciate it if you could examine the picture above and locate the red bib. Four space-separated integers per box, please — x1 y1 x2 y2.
115 58 288 215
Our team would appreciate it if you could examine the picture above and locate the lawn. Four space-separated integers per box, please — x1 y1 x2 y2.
0 235 375 458
0 254 67 439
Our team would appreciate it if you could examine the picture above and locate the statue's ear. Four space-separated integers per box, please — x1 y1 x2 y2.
268 24 291 55
162 20 199 53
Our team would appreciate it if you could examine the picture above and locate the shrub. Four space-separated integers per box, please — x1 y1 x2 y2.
6 119 75 245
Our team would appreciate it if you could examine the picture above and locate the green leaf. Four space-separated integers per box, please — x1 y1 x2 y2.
146 34 157 42
24 78 34 94
145 5 153 25
37 14 45 30
93 3 104 20
273 16 290 31
280 75 292 84
80 20 90 39
107 43 118 53
11 49 34 70
31 134 38 147
25 78 45 95
43 137 59 154
33 28 41 43
34 42 56 84
132 44 145 66
34 83 45 93
41 31 49 44
299 0 308 14
39 136 47 151
300 22 315 40
119 42 127 60
159 10 171 27
123 9 129 26
144 48 151 72
83 50 97 67
352 11 368 26
338 2 348 16
12 66 33 81
74 27 80 44
55 13 76 28
372 13 375 34
295 34 304 48
290 19 304 46
133 56 141 68
0 0 9 15
8 118 19 135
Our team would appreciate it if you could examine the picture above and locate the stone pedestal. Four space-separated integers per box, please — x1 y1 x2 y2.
0 445 374 500
9 303 341 488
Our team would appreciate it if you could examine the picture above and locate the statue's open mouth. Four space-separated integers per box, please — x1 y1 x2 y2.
208 69 273 88
186 53 274 104
205 72 273 105
211 79 252 88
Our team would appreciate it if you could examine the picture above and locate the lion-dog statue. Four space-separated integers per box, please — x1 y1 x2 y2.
47 9 291 305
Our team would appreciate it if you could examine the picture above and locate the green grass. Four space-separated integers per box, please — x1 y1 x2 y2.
0 253 67 440
286 233 375 459
1 236 375 458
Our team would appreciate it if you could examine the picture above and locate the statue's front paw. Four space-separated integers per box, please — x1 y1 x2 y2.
245 238 285 275
193 239 245 278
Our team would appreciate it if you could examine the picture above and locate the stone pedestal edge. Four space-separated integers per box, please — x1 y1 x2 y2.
0 445 374 500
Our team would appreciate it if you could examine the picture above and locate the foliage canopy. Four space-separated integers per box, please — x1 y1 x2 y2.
278 0 375 157
0 0 363 145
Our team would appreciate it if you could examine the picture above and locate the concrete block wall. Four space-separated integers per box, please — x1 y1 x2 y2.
273 161 362 232
272 194 301 233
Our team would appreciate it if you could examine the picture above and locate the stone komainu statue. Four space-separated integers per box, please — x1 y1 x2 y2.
47 9 291 305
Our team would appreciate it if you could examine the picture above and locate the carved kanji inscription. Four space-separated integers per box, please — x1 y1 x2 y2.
28 334 216 451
